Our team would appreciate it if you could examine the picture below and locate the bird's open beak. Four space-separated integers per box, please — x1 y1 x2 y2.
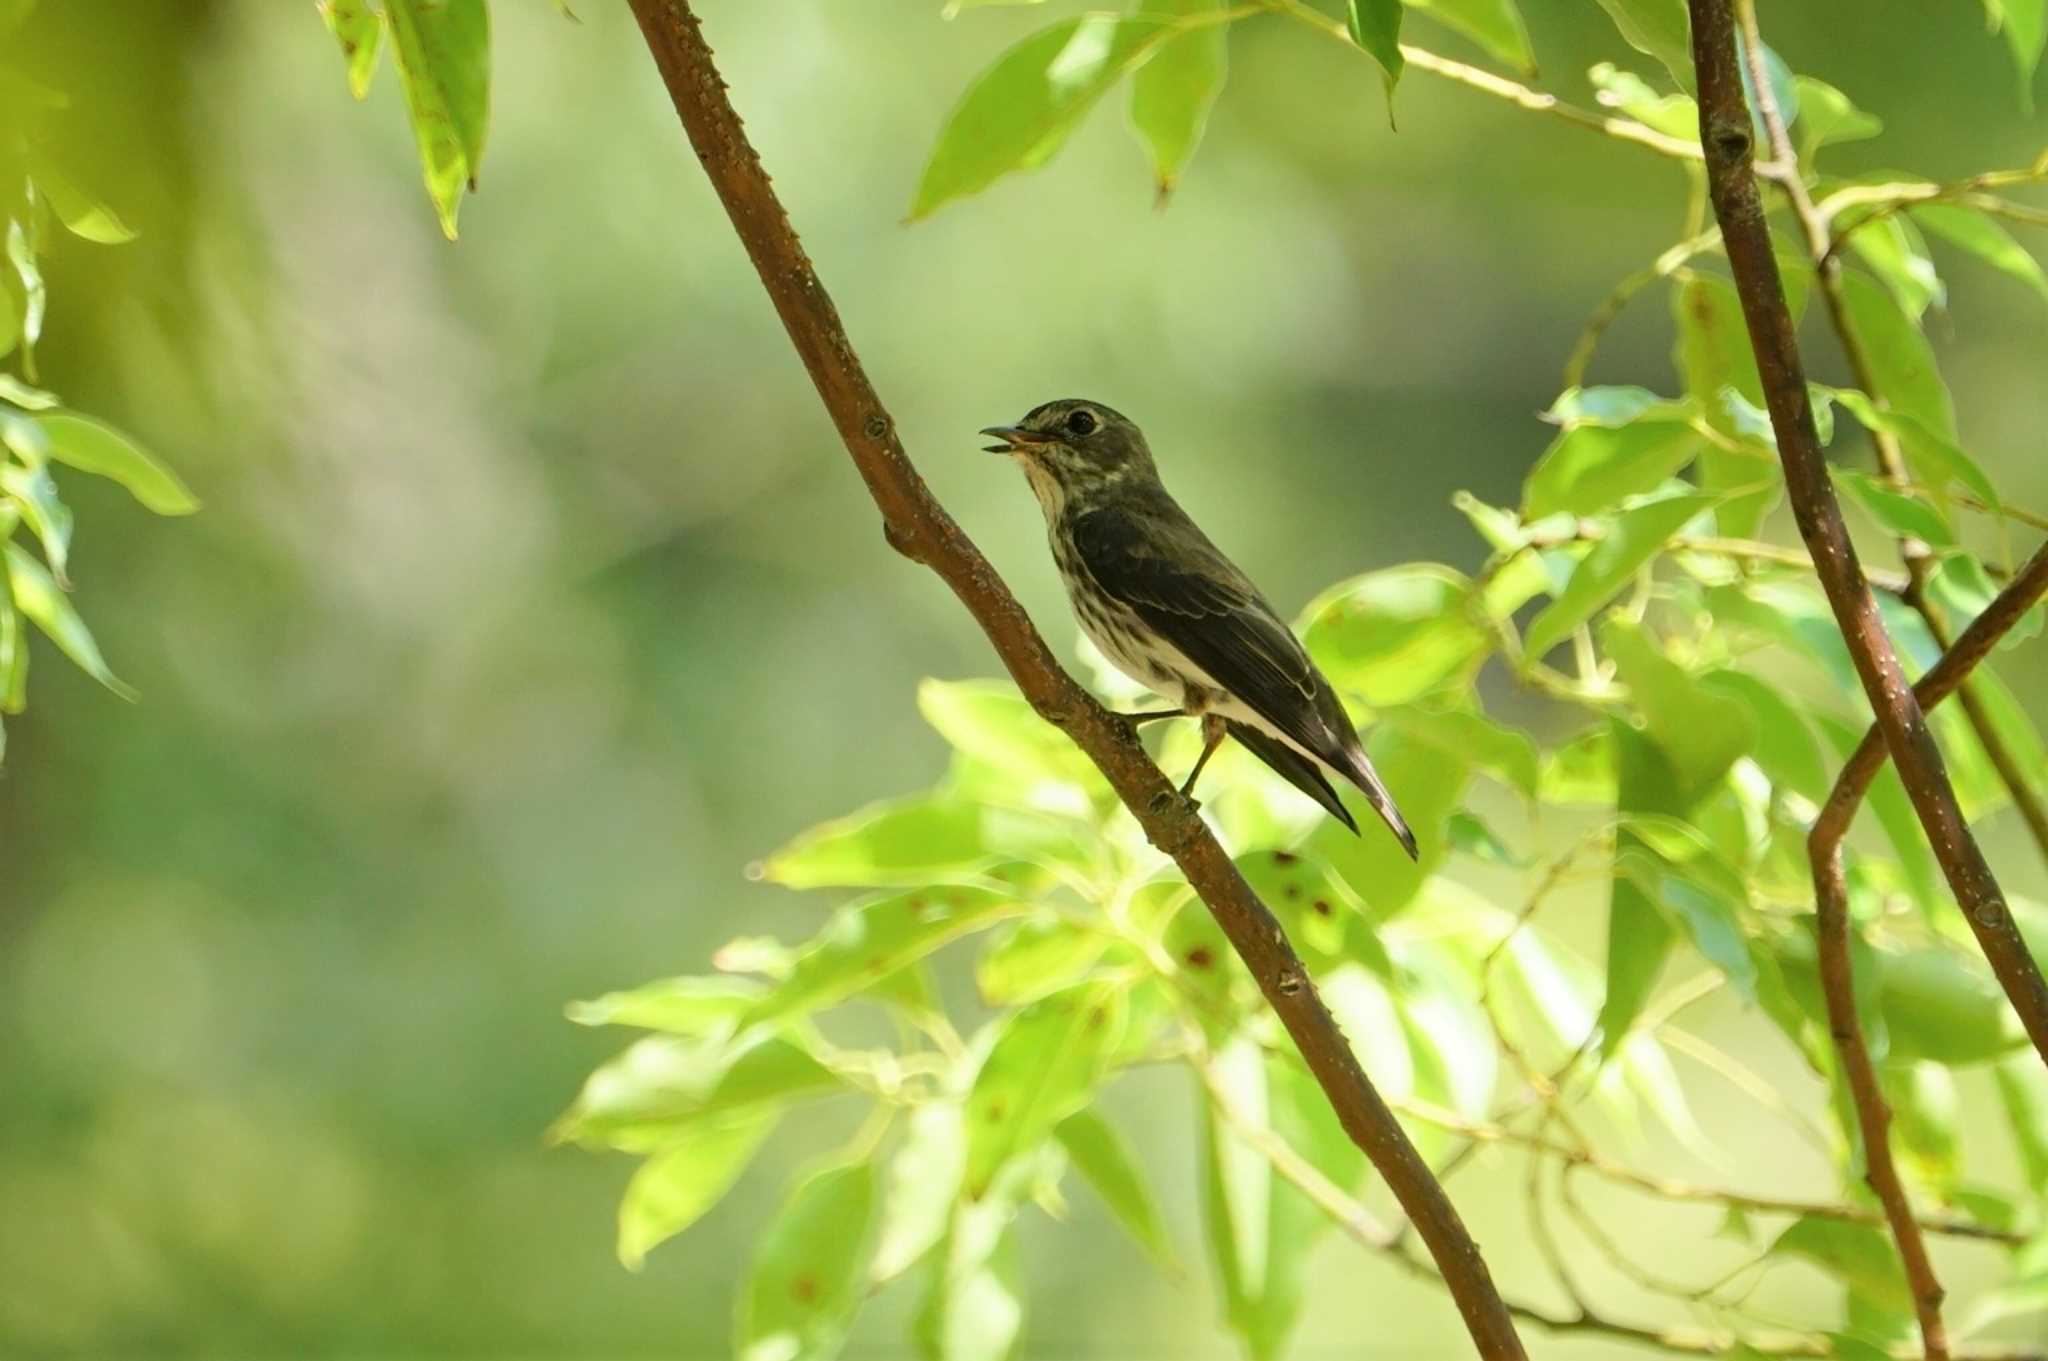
980 425 1051 455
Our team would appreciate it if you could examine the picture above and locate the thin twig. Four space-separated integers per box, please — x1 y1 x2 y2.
1564 227 1724 387
1266 0 1704 162
624 4 1529 1356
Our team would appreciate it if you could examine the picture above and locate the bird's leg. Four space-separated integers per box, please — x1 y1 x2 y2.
1116 708 1187 727
1178 713 1229 806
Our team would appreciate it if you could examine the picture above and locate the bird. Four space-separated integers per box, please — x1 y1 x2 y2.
979 398 1417 859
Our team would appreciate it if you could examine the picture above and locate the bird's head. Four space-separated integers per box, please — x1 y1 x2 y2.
980 399 1157 510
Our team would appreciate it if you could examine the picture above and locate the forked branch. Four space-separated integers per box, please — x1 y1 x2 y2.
622 3 1527 1356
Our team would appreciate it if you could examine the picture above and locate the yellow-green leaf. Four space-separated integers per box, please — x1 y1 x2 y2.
37 411 198 515
385 0 489 239
737 1160 877 1361
963 980 1127 1197
1128 0 1229 200
617 1108 777 1269
4 542 133 699
319 0 384 100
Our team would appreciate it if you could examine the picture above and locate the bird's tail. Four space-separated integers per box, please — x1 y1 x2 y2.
1224 721 1359 835
1334 744 1418 861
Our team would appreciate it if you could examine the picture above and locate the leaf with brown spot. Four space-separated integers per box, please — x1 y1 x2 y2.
737 1158 875 1361
962 980 1129 1198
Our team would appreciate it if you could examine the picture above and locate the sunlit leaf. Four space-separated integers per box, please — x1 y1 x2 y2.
1880 948 2025 1064
0 576 25 714
1825 386 1998 510
873 1102 966 1284
0 374 57 409
1544 385 1693 428
3 543 133 699
912 15 1173 220
1522 419 1703 520
1389 702 1538 798
617 1107 778 1269
1591 0 1693 89
1310 724 1471 916
384 0 489 239
746 886 1029 1028
1994 1054 2048 1193
1202 1041 1362 1361
1672 275 1779 535
1300 564 1488 706
37 411 198 515
1701 671 1829 800
918 678 1095 789
1847 215 1944 321
963 980 1127 1197
1128 0 1229 200
567 975 766 1034
977 917 1109 1006
1523 493 1719 660
1839 270 1956 438
552 1033 843 1153
1408 0 1532 72
1540 725 1616 806
1883 1060 1960 1194
914 1149 1038 1361
7 218 45 366
760 792 1070 888
1832 467 1955 548
1770 1216 1911 1317
737 1159 876 1361
1598 724 1681 1053
1588 62 1699 140
1914 201 2048 306
1793 76 1880 162
0 460 71 584
27 156 134 244
1345 0 1404 97
319 0 384 100
1056 1110 1175 1268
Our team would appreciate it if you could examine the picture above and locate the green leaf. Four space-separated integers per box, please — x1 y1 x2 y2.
6 218 45 366
1672 275 1778 536
1600 617 1754 797
737 1159 877 1361
977 918 1109 1006
0 576 23 715
552 1033 843 1153
1591 0 1694 89
1388 702 1538 798
760 792 1067 888
911 16 1174 220
1880 948 2025 1064
567 975 766 1033
1202 1041 1363 1361
1994 1054 2048 1193
1544 385 1693 428
1987 0 2048 94
1522 493 1719 660
1522 419 1703 520
0 460 71 584
1839 270 1956 438
0 374 58 409
1346 0 1404 97
1406 0 1532 72
1127 0 1229 200
1588 62 1699 140
1770 1216 1911 1317
27 157 135 245
617 1107 778 1269
1310 725 1471 915
746 887 1029 1029
873 1102 966 1284
963 981 1127 1197
1597 724 1680 1053
1815 713 1940 912
1847 216 1943 321
914 1151 1037 1361
1883 1060 1960 1193
1300 564 1488 706
319 0 384 100
1913 202 2048 306
1832 468 1955 548
1540 725 1616 806
1825 387 1999 510
1056 1110 1175 1268
918 678 1094 789
384 0 489 239
1701 670 1829 800
3 543 133 700
1793 76 1880 162
36 411 198 515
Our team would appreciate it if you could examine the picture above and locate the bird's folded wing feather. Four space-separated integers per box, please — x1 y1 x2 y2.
1070 505 1333 756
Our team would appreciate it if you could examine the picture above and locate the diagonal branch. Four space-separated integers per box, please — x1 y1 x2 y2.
1732 0 2048 873
622 3 1526 1357
1805 538 2048 1361
1686 0 2048 1065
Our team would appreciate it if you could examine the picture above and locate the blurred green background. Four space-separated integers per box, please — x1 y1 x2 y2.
3 2 2045 1357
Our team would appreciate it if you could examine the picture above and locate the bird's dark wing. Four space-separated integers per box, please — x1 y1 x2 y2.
1224 720 1359 835
1070 504 1327 752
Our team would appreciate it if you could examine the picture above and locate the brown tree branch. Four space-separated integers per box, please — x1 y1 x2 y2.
1688 0 2048 1060
622 3 1527 1357
1690 3 2048 1354
1803 538 2048 1361
1733 0 2048 872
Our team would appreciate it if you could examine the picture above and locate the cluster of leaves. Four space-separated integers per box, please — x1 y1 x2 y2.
0 0 197 762
561 2 2048 1358
318 0 493 239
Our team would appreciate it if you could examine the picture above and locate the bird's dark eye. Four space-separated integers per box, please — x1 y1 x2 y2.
1066 409 1098 437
